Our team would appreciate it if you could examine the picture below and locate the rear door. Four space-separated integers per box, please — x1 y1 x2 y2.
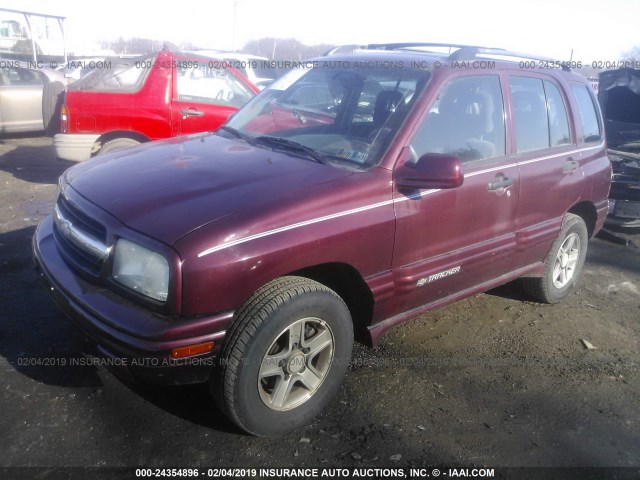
171 56 256 136
391 73 520 314
0 66 44 132
508 74 586 265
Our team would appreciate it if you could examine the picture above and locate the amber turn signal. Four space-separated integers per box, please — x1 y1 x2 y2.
171 342 214 359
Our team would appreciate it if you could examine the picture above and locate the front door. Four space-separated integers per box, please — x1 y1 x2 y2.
0 66 45 132
391 74 519 314
171 56 256 136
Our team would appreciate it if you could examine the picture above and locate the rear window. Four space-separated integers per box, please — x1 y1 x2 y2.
69 55 152 93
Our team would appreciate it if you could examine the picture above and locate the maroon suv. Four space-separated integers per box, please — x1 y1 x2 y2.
34 44 611 436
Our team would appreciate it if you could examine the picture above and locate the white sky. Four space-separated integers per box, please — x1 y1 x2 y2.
3 0 639 61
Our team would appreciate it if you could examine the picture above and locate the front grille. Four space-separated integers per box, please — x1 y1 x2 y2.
53 194 109 276
58 195 107 242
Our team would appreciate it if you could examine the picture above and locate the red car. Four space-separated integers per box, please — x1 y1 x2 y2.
54 50 258 161
35 44 611 436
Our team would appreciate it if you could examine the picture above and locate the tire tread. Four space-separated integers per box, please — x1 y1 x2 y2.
522 213 587 303
215 276 346 435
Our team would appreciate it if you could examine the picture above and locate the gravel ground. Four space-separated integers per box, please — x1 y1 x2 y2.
1 135 639 478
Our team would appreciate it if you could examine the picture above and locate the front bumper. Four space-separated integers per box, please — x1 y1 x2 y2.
33 216 233 385
54 133 100 162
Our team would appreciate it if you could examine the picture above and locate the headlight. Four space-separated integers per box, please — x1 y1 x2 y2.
112 239 169 302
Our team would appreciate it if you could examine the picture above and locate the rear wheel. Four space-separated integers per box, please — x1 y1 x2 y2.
214 276 353 436
522 213 588 303
97 138 140 156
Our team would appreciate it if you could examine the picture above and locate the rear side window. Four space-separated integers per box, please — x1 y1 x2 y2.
544 81 570 146
70 56 151 92
510 77 549 152
411 75 505 163
571 83 602 142
510 77 573 152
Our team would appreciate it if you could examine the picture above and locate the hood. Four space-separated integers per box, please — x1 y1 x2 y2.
598 68 640 152
65 133 352 245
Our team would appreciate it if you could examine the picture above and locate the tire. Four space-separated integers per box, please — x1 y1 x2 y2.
42 81 65 136
97 138 140 156
214 276 353 436
522 213 588 303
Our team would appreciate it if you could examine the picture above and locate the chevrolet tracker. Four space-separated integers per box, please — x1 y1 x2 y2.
54 50 258 161
34 44 611 436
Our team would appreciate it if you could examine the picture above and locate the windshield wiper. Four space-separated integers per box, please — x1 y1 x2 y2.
254 136 327 164
217 125 256 145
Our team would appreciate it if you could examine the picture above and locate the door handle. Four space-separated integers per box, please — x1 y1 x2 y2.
563 159 579 173
180 108 204 117
488 176 513 191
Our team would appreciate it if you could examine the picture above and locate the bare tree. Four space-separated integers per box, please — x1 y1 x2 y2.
242 37 335 60
620 45 640 62
100 37 178 55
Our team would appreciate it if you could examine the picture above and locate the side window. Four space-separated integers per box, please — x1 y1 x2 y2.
6 67 22 85
223 58 249 78
570 83 602 143
177 62 254 108
410 75 505 163
68 57 149 92
0 67 44 86
510 77 549 152
0 67 10 86
23 69 46 86
544 81 570 146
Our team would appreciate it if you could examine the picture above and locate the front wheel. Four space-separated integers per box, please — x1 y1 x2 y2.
522 213 588 303
214 276 353 436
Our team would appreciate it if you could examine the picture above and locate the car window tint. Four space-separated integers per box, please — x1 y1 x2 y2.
177 62 254 108
223 58 249 77
411 75 505 163
0 67 10 85
0 67 43 86
510 77 550 152
543 81 571 146
570 83 602 142
70 57 149 92
6 67 20 84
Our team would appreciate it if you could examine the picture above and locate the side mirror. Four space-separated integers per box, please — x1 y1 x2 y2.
395 153 464 190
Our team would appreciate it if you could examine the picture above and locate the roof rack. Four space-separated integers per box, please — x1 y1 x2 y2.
366 42 493 52
361 43 572 71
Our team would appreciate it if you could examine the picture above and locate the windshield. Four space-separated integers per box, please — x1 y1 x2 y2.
223 62 429 169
